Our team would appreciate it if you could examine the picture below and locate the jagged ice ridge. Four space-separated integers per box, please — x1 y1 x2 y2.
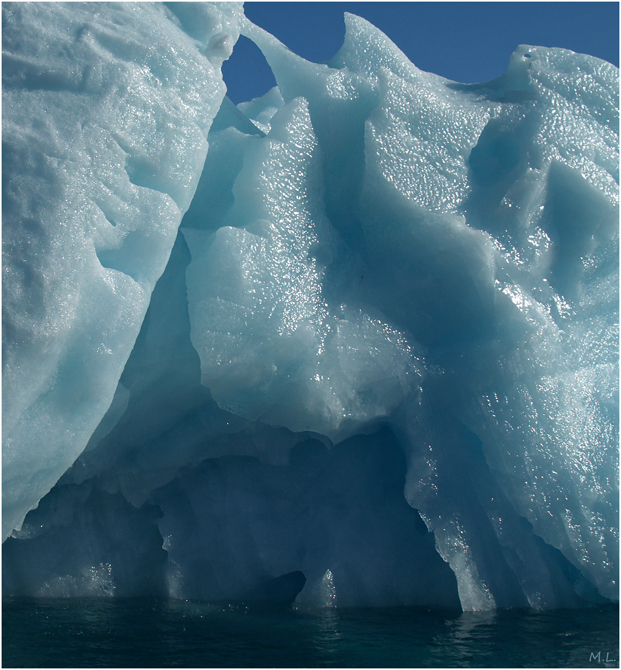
2 2 619 611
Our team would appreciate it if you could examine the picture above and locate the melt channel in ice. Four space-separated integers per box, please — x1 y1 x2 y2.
2 2 619 612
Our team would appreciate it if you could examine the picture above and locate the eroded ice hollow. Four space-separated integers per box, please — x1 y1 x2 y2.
2 2 619 611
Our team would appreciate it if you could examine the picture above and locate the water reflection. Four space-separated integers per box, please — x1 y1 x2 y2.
3 598 618 668
312 607 343 659
442 609 498 665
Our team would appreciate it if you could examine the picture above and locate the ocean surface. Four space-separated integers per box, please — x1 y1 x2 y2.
3 598 618 668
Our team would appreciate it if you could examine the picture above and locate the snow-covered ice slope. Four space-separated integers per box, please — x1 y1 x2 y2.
3 4 618 611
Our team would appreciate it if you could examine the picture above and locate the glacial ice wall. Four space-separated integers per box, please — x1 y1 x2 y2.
3 3 619 611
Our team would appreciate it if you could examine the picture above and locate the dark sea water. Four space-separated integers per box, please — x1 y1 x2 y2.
2 598 618 668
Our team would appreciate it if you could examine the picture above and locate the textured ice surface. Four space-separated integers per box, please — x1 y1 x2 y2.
3 4 618 611
2 1 243 538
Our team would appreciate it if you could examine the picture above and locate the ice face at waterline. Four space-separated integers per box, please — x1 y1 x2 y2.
3 2 618 611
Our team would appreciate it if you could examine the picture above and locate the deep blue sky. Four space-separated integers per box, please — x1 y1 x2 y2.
223 2 619 104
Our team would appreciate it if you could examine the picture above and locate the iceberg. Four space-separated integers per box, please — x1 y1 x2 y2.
3 2 618 611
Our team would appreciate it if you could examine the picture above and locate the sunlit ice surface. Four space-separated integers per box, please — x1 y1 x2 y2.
2 2 618 616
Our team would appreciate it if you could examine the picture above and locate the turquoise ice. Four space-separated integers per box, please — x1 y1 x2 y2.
3 2 618 611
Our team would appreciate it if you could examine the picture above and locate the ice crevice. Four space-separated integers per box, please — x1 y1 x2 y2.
2 2 618 612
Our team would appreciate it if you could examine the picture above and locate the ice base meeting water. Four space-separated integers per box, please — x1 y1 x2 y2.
3 1 618 646
3 598 618 668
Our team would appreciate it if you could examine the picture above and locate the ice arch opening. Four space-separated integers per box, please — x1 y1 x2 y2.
3 3 618 612
222 33 277 104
